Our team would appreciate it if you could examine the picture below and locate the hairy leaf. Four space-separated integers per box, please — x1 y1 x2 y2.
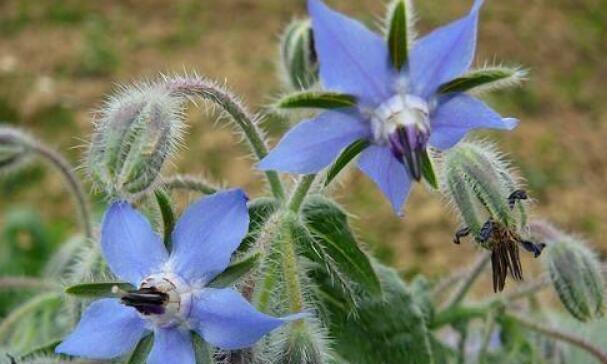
437 67 525 94
387 0 409 70
299 196 381 299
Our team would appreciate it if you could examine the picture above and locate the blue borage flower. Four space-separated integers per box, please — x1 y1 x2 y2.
259 0 518 215
56 189 306 363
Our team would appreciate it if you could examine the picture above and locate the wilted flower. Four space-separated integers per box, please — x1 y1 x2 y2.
259 0 520 214
56 189 305 362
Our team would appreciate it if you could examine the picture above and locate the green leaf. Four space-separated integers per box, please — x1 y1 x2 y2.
316 263 434 364
127 334 154 364
240 197 280 252
276 91 357 109
437 67 524 94
387 0 409 70
299 196 381 298
421 149 438 189
324 139 370 187
65 282 134 298
154 189 176 251
207 252 260 288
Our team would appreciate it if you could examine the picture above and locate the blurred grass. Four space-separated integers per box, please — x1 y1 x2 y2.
0 0 605 287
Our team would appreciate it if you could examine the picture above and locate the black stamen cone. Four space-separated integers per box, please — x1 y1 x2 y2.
121 287 169 316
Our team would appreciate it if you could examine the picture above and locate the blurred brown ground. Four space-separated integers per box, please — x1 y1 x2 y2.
0 0 605 284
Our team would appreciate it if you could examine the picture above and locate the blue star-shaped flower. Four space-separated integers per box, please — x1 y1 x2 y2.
56 189 305 363
259 0 517 214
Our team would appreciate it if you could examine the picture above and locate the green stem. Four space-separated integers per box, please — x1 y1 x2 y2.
165 77 286 201
456 325 468 364
31 143 92 240
280 216 305 314
505 312 607 364
154 190 176 251
288 174 316 212
162 174 218 195
0 276 55 291
255 258 280 313
445 252 491 310
477 310 497 363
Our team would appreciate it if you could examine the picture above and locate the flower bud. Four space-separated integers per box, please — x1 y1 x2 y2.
0 126 33 173
539 226 605 321
87 84 185 198
280 19 319 90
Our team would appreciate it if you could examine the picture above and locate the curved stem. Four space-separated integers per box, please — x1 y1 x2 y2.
163 76 285 201
506 312 607 364
30 143 93 240
445 252 491 310
288 174 316 212
162 174 218 195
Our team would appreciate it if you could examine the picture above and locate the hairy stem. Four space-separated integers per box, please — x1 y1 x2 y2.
506 312 607 364
30 143 92 240
445 252 491 310
162 174 218 195
164 76 285 201
288 174 316 212
280 217 305 315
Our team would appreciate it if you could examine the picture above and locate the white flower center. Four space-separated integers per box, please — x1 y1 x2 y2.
369 94 431 145
130 273 193 328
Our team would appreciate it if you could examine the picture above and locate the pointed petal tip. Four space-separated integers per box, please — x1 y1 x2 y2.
503 117 519 130
471 0 485 13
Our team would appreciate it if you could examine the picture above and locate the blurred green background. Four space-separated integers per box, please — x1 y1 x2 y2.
0 0 605 294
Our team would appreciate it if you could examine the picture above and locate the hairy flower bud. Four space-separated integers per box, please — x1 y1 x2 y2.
280 19 319 90
0 126 33 173
536 223 605 321
439 141 544 291
87 84 185 198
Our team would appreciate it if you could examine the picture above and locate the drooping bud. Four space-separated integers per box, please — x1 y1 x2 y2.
87 84 185 198
279 19 319 90
534 221 605 321
439 141 545 291
0 126 33 173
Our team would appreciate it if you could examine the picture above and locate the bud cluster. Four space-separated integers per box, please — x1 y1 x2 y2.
87 83 186 198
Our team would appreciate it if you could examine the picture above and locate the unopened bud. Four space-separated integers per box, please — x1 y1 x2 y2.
87 84 185 198
539 225 605 321
280 19 319 90
0 126 33 173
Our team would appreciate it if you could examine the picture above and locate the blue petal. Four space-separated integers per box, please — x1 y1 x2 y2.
258 110 371 174
55 299 146 359
101 201 168 285
429 94 518 150
191 288 305 350
308 0 393 106
169 189 249 283
148 328 195 364
358 145 413 215
409 0 484 98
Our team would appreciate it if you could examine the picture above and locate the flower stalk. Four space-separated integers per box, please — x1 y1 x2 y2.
288 174 316 212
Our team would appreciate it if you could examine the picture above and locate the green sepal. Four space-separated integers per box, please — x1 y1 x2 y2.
420 149 438 189
239 197 280 252
275 91 357 109
324 139 370 187
127 334 154 364
207 252 260 288
193 331 214 363
387 0 409 70
437 67 523 94
65 282 134 298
